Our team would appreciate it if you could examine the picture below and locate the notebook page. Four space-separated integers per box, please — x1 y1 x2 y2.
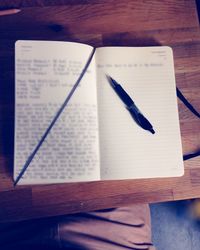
96 46 184 180
14 41 100 184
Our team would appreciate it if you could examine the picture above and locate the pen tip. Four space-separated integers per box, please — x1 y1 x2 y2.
13 9 21 14
106 75 117 88
150 128 155 134
13 178 19 186
106 74 111 81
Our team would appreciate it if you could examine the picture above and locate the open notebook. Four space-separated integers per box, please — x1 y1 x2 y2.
14 40 184 184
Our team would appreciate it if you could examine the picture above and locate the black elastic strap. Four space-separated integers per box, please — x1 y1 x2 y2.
183 151 200 161
176 87 200 118
176 87 200 161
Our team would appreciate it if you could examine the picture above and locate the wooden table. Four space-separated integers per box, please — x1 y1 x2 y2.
0 0 200 223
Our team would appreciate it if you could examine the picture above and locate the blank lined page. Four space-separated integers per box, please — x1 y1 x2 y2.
96 46 184 180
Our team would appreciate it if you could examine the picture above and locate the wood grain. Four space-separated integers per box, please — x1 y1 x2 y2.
0 0 200 222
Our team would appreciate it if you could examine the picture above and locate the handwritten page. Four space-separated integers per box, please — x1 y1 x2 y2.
15 41 100 184
96 46 184 180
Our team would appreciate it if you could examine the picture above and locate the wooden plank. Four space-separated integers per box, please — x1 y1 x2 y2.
0 1 198 38
0 188 32 222
0 0 200 222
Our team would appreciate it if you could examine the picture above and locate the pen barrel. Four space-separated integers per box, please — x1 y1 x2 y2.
107 76 155 134
115 85 134 107
128 106 155 134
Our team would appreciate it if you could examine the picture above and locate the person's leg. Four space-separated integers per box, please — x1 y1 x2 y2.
0 204 155 249
58 204 156 250
0 217 60 249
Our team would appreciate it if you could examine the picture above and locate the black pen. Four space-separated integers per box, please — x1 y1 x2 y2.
106 75 155 134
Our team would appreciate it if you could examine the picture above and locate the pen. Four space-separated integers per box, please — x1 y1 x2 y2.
106 75 155 134
0 9 21 16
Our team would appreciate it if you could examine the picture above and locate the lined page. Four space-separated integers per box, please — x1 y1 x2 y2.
96 46 184 180
14 41 100 184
